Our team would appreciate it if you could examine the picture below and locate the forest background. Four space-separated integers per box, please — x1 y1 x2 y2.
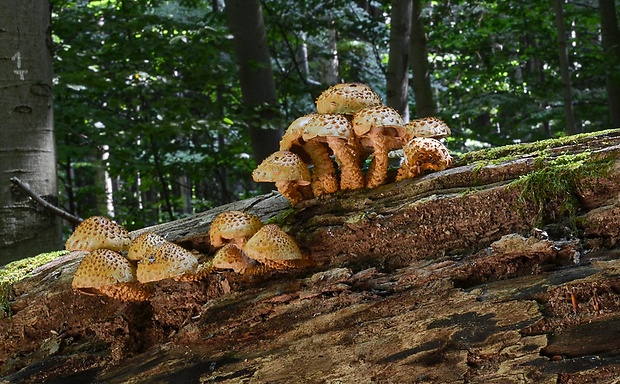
1 0 619 262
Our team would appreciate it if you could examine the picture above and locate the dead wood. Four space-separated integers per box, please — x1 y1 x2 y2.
1 129 620 383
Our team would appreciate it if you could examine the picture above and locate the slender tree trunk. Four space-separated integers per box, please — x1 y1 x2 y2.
554 0 579 134
322 27 339 85
409 0 436 118
224 0 283 175
0 0 61 264
386 0 412 121
599 0 620 127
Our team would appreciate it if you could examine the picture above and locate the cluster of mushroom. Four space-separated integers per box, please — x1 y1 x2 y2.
67 216 202 302
67 212 305 301
207 210 304 274
253 83 453 204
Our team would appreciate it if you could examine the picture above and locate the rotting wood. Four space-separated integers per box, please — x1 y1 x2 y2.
1 129 620 383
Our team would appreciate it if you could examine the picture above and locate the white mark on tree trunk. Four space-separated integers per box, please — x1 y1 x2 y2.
11 51 28 80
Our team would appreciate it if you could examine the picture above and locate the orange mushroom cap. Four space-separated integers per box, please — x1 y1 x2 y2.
136 242 198 283
351 105 406 148
404 117 451 141
127 232 168 261
209 211 263 248
252 150 311 184
315 83 382 114
396 137 453 181
212 243 259 273
65 216 131 252
243 224 303 268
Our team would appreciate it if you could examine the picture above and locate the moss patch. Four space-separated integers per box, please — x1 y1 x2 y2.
0 250 68 317
512 151 617 227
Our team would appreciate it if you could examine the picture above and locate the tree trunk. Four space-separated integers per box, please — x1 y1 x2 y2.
599 0 620 127
554 0 579 134
1 130 620 383
0 0 61 264
386 0 412 121
224 0 283 174
409 0 436 118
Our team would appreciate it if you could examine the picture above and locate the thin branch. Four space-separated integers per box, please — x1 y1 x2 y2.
9 177 83 226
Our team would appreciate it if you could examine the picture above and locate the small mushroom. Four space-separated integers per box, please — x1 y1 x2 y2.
303 114 365 190
243 224 304 269
212 243 263 274
65 216 131 252
136 242 199 283
252 150 313 205
404 117 451 141
209 210 263 248
315 82 382 115
395 137 453 181
127 232 168 261
72 249 149 302
280 114 339 196
352 105 407 188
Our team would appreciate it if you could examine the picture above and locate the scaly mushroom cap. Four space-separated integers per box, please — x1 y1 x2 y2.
315 82 382 114
136 242 198 283
65 216 131 252
127 232 168 261
404 117 451 141
280 114 319 151
212 243 260 273
252 150 311 184
72 249 149 301
396 137 453 181
209 211 263 248
351 105 406 148
243 224 303 269
302 113 355 142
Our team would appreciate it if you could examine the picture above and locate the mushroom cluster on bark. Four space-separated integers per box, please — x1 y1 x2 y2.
253 82 453 205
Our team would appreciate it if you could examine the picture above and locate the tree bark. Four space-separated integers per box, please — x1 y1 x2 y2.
224 0 283 176
0 0 61 264
554 0 579 134
1 130 620 383
409 0 436 118
599 0 620 127
386 0 412 121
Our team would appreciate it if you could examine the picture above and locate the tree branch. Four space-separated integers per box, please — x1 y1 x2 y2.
9 177 83 226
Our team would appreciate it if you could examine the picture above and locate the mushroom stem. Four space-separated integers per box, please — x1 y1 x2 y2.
275 180 309 205
326 137 365 190
365 135 390 188
303 141 339 196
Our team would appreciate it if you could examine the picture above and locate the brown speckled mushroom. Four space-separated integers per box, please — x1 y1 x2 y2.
303 113 365 191
395 137 453 181
252 150 313 205
243 224 304 270
316 82 382 115
136 241 198 283
280 114 339 196
212 243 264 274
404 117 451 141
352 105 407 188
127 232 168 261
209 210 263 248
65 216 131 252
72 248 149 302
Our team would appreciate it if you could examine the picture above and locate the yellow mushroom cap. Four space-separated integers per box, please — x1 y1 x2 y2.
127 232 168 261
280 114 319 151
252 150 311 184
65 216 131 252
404 117 451 140
72 249 137 290
209 211 263 248
243 224 303 263
302 113 355 142
136 242 198 283
315 83 382 114
351 105 406 139
212 243 258 273
403 137 453 172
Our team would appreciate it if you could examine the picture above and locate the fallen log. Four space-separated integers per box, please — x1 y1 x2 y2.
1 129 620 383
